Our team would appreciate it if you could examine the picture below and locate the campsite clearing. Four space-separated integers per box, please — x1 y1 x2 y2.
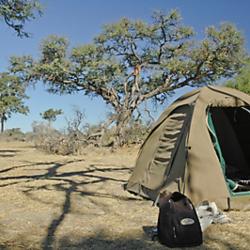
0 141 249 249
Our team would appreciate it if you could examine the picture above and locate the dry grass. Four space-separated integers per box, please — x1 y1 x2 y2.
0 141 249 250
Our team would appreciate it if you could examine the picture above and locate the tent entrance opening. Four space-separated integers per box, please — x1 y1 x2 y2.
209 107 250 194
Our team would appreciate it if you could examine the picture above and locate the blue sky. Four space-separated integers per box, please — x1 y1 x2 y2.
1 0 250 132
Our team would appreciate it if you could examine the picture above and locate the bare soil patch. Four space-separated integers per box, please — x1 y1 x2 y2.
0 141 249 249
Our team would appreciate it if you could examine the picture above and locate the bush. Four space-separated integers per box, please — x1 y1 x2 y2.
30 114 151 155
0 128 26 141
123 121 150 146
30 121 88 155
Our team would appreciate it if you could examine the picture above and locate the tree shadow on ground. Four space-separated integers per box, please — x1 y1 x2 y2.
0 150 20 153
36 165 137 250
0 161 60 175
0 149 20 157
0 158 249 250
0 159 138 250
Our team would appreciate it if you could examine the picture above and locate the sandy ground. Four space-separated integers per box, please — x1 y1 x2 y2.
0 141 249 250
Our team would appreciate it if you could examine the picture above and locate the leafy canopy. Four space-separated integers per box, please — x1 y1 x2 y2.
225 58 250 94
0 0 42 37
40 108 63 123
12 11 245 101
9 10 246 144
0 72 29 132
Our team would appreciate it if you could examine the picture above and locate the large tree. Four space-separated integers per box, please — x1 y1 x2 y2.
0 72 29 132
10 10 246 145
0 0 42 37
225 58 250 94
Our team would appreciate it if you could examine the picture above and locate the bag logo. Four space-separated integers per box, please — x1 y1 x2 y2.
180 218 195 225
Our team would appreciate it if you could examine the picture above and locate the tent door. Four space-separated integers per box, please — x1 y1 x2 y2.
207 107 250 196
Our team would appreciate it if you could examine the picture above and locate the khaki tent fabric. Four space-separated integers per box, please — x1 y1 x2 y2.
126 86 250 210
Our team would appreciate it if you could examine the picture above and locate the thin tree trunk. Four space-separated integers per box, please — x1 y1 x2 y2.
1 116 4 133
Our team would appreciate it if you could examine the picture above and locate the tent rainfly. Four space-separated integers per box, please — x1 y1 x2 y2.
126 86 250 210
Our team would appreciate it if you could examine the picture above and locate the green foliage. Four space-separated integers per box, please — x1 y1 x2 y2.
0 0 42 37
10 10 246 145
0 72 29 132
225 58 250 94
40 108 63 123
40 35 69 63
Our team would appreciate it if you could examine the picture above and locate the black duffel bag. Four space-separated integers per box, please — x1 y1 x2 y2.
157 192 202 248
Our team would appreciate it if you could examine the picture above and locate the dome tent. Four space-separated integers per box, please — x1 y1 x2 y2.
126 86 250 210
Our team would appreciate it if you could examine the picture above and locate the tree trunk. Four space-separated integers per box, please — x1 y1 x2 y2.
114 109 133 147
1 116 4 133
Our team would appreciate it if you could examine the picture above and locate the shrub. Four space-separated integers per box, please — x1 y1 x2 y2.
0 128 26 141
